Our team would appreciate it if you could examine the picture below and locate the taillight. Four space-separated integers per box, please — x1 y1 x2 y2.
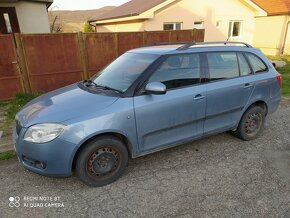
277 73 282 88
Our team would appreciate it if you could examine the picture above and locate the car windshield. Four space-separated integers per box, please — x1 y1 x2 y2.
91 52 159 93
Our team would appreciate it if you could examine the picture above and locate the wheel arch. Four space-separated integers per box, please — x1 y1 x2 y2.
235 100 268 130
248 100 268 116
72 131 134 170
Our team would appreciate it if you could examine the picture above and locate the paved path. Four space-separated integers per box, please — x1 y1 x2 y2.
0 99 290 217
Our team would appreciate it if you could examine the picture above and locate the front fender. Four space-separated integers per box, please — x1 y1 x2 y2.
59 98 139 159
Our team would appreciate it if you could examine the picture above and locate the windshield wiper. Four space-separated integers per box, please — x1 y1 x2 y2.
83 79 98 87
96 85 124 94
83 80 123 94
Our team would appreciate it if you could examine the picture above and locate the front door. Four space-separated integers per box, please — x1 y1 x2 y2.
134 53 206 153
0 7 20 34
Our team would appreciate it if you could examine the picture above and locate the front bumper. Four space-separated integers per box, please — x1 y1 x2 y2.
13 127 79 177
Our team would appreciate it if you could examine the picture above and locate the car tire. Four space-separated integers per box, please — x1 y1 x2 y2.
235 105 266 141
75 136 128 187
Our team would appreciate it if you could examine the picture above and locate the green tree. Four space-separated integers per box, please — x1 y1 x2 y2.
83 22 94 33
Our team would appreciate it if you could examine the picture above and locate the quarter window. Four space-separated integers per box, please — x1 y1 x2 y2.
238 53 251 76
163 22 182 31
246 53 268 73
207 52 239 81
148 54 201 89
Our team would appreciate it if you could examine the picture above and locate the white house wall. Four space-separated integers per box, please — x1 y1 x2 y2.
254 15 290 55
1 1 50 33
144 0 256 43
96 0 259 44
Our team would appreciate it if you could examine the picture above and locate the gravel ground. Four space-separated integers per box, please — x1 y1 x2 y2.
0 99 289 218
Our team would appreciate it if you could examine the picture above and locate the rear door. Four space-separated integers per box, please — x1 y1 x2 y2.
134 53 206 153
204 52 254 134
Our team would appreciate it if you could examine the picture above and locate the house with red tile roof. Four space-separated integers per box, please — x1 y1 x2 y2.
253 0 290 55
89 0 266 44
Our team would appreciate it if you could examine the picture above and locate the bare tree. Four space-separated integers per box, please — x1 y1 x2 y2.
48 6 63 33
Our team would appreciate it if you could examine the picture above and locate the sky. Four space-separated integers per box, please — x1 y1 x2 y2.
50 0 130 10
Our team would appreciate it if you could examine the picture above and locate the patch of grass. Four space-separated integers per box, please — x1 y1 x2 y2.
0 93 41 137
268 55 290 96
0 100 8 107
6 92 41 121
280 65 290 97
0 151 16 161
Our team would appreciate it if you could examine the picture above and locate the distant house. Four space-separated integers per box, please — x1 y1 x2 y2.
0 0 53 34
253 0 290 55
89 0 266 44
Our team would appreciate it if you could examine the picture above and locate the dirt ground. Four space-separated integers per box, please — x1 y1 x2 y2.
0 103 14 153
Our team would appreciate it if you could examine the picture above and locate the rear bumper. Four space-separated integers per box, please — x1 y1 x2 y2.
14 127 79 177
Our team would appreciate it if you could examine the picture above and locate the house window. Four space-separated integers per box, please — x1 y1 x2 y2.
3 13 12 33
163 22 182 31
216 20 222 28
194 21 204 29
228 21 242 38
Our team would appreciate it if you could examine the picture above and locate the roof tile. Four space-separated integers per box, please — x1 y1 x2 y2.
90 0 168 22
91 0 290 22
252 0 290 15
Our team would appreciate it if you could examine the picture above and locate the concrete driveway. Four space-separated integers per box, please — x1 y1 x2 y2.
1 99 290 218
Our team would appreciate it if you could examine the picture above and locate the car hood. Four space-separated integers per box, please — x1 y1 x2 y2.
16 84 119 127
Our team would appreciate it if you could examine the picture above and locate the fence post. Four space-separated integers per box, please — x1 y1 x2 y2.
169 31 172 42
114 32 119 57
192 29 196 42
14 33 32 93
192 29 205 42
77 32 89 80
143 31 146 46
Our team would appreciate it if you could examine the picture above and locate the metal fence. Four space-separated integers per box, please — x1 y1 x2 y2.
0 29 205 100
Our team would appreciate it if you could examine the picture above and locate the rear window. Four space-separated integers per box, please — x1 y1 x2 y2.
245 53 268 73
206 52 239 81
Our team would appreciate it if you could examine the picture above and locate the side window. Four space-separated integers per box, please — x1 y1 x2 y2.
148 54 201 90
246 53 268 73
207 52 239 81
238 53 251 76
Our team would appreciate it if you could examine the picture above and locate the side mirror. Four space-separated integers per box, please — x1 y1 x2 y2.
145 82 167 95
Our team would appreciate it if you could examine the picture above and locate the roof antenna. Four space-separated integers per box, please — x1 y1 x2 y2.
225 36 230 45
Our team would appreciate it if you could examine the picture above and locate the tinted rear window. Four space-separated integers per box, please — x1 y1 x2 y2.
238 53 252 76
245 53 268 73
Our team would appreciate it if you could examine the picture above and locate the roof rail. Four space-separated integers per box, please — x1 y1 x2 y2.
177 41 253 50
144 42 194 47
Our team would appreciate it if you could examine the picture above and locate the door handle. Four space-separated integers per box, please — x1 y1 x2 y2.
244 83 254 89
194 94 205 101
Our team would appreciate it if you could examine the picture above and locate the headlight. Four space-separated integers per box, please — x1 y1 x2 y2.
24 123 65 143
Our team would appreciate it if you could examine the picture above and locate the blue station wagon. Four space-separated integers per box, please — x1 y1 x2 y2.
14 42 282 186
